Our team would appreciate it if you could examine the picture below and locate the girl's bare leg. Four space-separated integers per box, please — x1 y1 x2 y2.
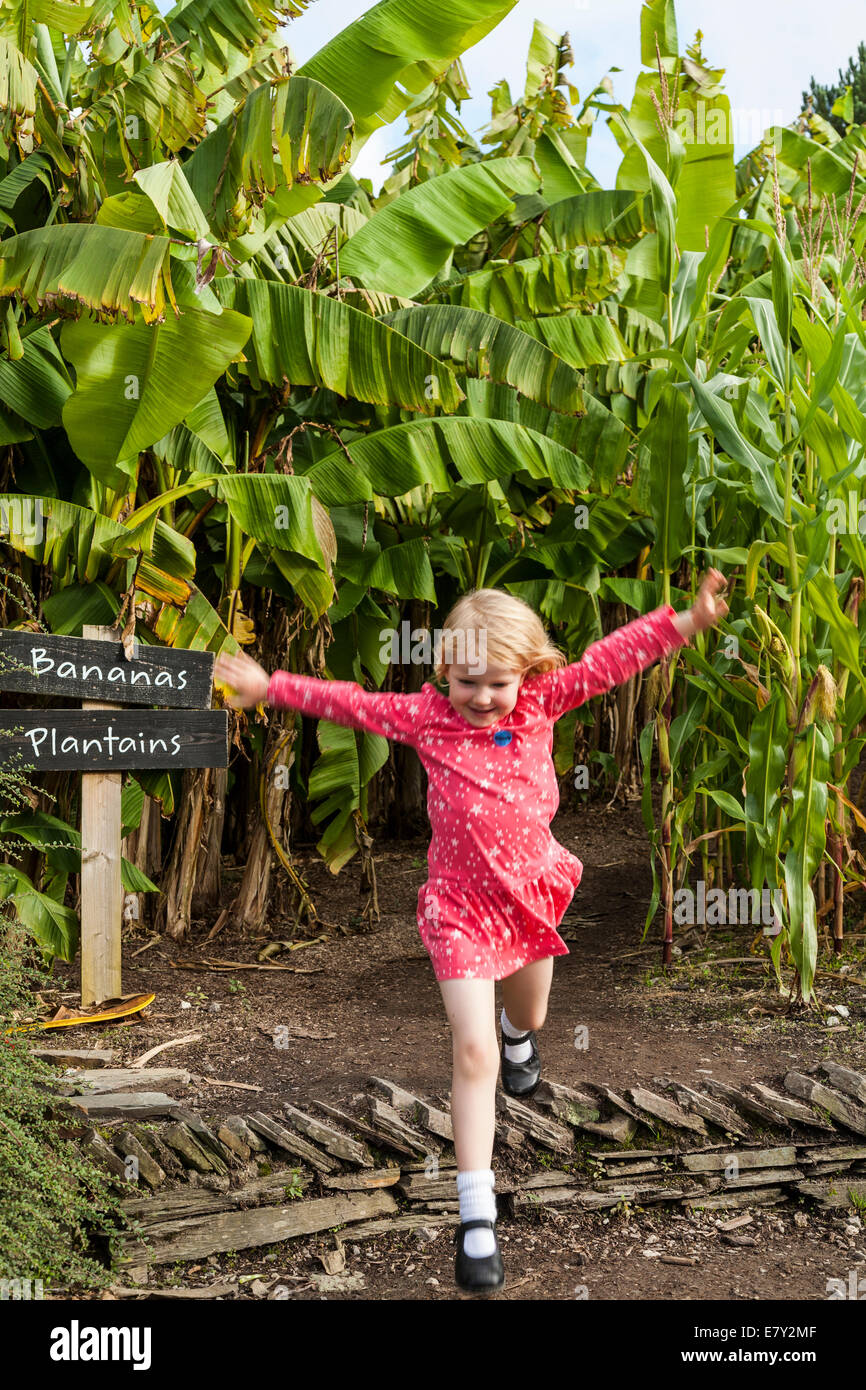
500 955 555 1032
437 976 498 1170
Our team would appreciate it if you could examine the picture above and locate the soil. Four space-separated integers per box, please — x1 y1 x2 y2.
46 798 866 1302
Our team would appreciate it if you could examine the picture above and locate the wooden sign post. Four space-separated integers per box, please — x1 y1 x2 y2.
0 626 228 1007
81 625 123 1006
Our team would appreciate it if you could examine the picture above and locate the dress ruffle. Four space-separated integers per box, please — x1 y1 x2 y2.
417 846 583 981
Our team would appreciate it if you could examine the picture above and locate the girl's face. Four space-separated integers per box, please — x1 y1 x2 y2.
445 661 524 727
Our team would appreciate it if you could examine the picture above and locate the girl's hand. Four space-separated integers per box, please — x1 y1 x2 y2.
214 651 270 709
688 568 730 636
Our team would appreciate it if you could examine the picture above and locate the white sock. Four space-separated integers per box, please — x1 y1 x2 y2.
456 1168 497 1257
501 1007 533 1063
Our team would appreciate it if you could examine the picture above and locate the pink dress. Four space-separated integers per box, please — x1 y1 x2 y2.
267 605 688 981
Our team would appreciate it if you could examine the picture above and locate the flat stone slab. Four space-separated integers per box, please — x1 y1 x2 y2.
701 1079 791 1129
682 1146 797 1173
746 1082 836 1131
794 1177 866 1210
58 1092 182 1119
666 1082 750 1138
817 1063 866 1107
281 1103 374 1167
784 1073 866 1136
626 1087 708 1136
29 1047 118 1067
53 1067 191 1095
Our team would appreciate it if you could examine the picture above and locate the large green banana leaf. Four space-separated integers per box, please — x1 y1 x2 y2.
217 473 330 568
213 278 463 413
0 495 244 665
86 49 207 158
133 161 212 241
298 0 518 148
0 863 78 962
513 312 632 367
0 321 72 429
182 75 354 242
454 379 630 491
338 158 540 297
0 224 177 323
428 246 624 321
312 416 591 495
159 0 311 73
379 303 584 414
59 306 252 490
0 812 159 893
545 190 650 248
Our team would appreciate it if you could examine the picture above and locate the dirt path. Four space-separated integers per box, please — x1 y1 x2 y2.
51 800 866 1301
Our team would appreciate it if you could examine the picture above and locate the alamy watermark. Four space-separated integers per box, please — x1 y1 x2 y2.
674 103 787 153
379 623 488 673
0 497 43 544
674 881 783 934
1 1277 44 1299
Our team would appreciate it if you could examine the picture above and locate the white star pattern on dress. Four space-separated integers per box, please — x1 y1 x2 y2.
266 606 687 981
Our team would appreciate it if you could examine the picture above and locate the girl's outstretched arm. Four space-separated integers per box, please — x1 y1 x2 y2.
214 650 426 745
265 668 427 745
527 571 729 723
528 605 688 722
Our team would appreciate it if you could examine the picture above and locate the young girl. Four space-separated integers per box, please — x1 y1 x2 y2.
214 570 728 1294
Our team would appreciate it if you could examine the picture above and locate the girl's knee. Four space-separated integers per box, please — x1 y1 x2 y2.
504 1002 547 1031
453 1032 499 1078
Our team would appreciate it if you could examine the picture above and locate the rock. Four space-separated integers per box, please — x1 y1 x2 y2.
161 1122 219 1174
745 1082 836 1131
533 1079 601 1128
682 1147 797 1173
666 1081 750 1138
580 1114 639 1143
217 1125 251 1162
366 1097 440 1157
246 1113 338 1172
170 1108 237 1173
52 1067 191 1096
320 1168 402 1192
817 1062 866 1107
79 1129 135 1183
222 1115 268 1154
626 1086 708 1136
113 1130 166 1190
281 1103 374 1166
495 1094 574 1155
784 1073 866 1136
28 1047 118 1067
701 1079 790 1130
119 1190 398 1266
58 1092 182 1120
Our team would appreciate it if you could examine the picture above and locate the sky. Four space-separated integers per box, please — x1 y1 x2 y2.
152 0 865 190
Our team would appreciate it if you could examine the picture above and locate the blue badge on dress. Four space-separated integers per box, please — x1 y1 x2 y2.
494 729 513 746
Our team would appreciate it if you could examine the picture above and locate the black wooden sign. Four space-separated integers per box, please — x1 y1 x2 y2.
0 629 214 709
0 710 228 771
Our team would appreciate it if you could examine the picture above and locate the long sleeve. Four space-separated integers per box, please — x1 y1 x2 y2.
526 605 689 722
266 669 428 746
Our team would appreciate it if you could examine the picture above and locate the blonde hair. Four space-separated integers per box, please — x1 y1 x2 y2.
432 588 567 684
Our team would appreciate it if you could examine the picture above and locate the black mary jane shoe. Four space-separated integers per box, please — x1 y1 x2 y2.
500 1026 541 1098
454 1218 505 1293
